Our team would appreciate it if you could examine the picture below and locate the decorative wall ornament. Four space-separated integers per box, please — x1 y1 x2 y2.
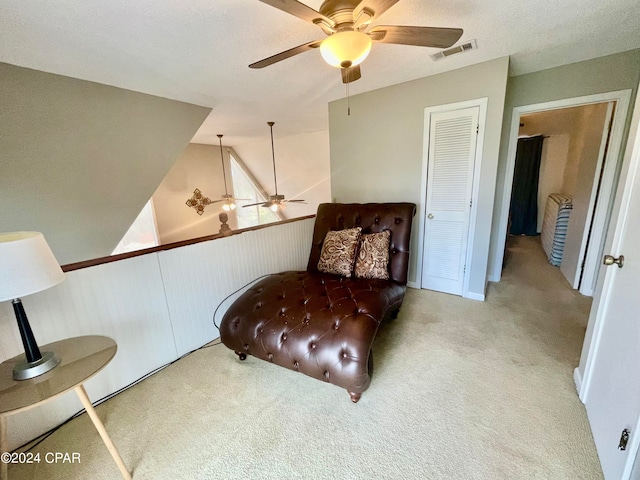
186 188 212 215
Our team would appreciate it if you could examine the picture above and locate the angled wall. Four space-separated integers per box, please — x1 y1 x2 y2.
152 143 237 244
0 62 211 264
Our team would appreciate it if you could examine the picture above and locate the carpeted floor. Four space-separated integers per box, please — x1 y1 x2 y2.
10 235 603 479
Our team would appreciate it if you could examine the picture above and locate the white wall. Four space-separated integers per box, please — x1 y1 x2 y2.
536 135 571 232
152 143 238 244
0 218 315 450
328 57 509 298
233 130 332 218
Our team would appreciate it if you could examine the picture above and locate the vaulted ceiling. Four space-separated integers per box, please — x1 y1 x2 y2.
2 0 639 146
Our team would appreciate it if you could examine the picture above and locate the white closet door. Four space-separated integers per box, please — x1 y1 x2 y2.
422 107 479 295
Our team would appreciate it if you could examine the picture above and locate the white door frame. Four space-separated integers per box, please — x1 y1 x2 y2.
413 97 488 300
578 85 640 479
576 102 615 295
490 90 632 284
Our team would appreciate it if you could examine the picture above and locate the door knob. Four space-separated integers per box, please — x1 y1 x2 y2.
603 254 624 268
428 213 434 219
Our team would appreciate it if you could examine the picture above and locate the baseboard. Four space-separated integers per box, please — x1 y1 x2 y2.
487 273 501 283
573 367 584 402
464 291 485 301
409 282 484 300
579 287 594 297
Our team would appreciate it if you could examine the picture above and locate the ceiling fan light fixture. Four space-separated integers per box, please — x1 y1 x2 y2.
320 31 372 68
270 203 280 212
220 194 237 211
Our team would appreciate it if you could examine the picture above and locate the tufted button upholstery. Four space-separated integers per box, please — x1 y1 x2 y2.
220 271 406 396
307 203 416 285
220 202 416 401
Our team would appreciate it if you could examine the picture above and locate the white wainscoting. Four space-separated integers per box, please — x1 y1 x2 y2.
159 220 315 355
0 218 315 450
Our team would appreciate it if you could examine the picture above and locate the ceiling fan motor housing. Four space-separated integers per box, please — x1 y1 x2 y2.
319 0 361 29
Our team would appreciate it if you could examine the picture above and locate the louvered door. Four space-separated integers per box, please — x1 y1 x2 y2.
422 107 479 295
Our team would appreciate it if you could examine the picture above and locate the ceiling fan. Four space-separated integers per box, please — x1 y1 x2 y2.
242 122 306 212
250 0 463 83
204 134 247 211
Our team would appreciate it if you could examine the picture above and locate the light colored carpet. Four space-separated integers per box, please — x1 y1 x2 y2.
10 236 602 479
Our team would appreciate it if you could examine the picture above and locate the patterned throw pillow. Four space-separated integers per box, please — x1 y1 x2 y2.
354 230 391 280
317 227 362 277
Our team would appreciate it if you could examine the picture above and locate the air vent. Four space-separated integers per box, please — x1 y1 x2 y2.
430 40 477 61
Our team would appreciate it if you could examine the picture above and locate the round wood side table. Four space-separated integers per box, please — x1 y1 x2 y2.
0 335 131 480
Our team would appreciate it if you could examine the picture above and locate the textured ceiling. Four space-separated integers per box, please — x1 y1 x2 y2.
1 0 639 146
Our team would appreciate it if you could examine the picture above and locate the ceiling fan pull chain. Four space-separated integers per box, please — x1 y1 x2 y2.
347 81 351 116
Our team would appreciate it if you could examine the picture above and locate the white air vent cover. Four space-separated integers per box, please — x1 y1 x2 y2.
431 40 478 61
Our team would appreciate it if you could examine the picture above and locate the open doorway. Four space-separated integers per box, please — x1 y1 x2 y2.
509 102 612 295
495 90 632 297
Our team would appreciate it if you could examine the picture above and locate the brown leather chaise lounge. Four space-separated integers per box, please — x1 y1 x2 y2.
220 202 416 402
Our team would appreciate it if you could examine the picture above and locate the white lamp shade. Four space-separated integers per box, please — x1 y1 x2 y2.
0 232 65 302
320 31 373 68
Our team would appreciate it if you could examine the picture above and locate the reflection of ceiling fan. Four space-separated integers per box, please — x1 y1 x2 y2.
250 0 463 83
242 122 306 212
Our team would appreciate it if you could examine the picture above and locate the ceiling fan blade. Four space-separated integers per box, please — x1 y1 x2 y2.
369 25 463 48
285 199 307 203
249 40 322 69
258 0 334 27
258 202 282 210
242 201 267 208
354 0 399 24
341 65 361 84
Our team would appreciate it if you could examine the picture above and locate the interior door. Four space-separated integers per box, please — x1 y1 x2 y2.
583 113 640 479
421 106 479 295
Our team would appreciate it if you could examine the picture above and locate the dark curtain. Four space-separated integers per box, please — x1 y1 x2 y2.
509 135 544 236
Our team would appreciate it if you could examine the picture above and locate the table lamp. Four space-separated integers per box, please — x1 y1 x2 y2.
0 232 65 380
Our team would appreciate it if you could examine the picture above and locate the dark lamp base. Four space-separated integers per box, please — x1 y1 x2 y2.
13 351 61 380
